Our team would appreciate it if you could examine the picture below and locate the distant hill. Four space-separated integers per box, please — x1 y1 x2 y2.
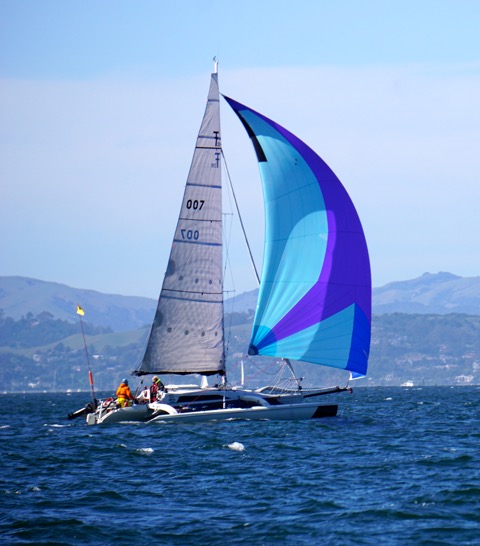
227 272 480 315
225 289 258 313
1 272 479 333
2 273 480 391
0 276 156 332
372 272 480 315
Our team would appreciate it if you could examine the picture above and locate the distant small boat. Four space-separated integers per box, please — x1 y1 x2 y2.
73 62 371 425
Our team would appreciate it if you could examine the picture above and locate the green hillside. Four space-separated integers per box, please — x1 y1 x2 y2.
1 310 479 392
1 273 480 392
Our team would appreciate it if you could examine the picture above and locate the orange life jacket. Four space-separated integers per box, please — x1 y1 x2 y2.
116 383 133 399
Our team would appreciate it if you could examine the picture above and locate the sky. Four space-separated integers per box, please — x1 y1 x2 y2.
1 0 480 299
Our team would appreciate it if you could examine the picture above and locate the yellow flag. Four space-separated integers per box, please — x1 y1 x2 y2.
76 305 85 316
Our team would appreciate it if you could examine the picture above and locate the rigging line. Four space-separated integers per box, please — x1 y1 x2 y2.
284 358 303 391
221 149 260 285
245 355 282 377
78 313 96 406
222 212 239 366
222 211 235 296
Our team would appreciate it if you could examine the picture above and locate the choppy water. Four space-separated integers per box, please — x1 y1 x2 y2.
1 387 479 545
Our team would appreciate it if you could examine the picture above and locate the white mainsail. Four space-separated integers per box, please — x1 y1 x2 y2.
137 72 225 376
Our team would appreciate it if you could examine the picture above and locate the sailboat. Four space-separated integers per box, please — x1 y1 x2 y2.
78 63 371 425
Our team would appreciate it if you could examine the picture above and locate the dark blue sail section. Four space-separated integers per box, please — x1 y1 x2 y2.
224 95 371 375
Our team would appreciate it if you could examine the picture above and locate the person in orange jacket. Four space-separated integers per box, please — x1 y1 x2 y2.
116 378 135 408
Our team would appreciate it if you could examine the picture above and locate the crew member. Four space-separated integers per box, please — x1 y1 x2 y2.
116 378 135 408
150 376 165 402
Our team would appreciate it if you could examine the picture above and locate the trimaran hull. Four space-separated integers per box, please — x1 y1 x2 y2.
82 385 343 425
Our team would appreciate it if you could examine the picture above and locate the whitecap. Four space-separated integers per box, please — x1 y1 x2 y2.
227 442 245 452
385 397 393 401
137 447 154 454
43 423 69 428
0 425 10 429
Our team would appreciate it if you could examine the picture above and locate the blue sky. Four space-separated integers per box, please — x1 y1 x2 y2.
1 0 480 298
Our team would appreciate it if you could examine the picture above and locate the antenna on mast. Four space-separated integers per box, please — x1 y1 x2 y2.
213 56 219 74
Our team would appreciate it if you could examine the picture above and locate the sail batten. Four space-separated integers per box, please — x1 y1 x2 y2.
224 95 371 376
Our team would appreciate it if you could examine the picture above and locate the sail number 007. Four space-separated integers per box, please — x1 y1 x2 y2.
181 229 199 240
180 199 204 240
186 199 204 210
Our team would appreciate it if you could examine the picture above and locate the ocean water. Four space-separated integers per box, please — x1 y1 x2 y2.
1 386 479 545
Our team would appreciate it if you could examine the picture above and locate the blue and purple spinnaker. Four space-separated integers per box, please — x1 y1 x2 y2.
224 96 371 376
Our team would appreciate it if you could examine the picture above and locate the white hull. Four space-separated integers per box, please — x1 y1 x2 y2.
87 404 152 425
